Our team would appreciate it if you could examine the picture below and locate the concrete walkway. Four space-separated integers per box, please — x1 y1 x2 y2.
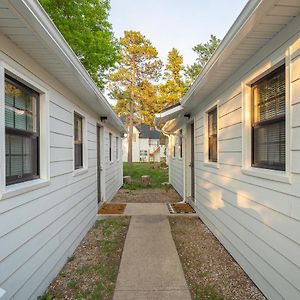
113 204 191 300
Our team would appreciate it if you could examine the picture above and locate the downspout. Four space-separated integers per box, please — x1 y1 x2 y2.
154 123 186 204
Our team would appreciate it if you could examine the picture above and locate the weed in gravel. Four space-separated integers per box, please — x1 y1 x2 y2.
67 278 79 289
37 293 53 300
46 217 130 300
194 284 225 300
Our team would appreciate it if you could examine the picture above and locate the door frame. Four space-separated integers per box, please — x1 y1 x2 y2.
184 119 195 203
97 124 104 205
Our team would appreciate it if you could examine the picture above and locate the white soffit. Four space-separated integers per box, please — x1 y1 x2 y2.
182 0 300 110
0 0 126 133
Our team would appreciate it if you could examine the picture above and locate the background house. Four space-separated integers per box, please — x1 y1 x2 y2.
122 123 166 162
0 1 125 299
155 1 300 299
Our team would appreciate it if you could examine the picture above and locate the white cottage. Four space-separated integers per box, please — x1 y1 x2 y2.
122 123 166 163
155 0 300 299
0 1 126 299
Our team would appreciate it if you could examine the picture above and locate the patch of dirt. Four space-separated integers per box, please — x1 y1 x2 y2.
111 188 182 203
45 217 130 300
169 216 266 300
98 203 126 214
169 203 195 214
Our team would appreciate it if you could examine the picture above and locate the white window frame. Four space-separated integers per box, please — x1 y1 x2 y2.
203 100 219 169
109 132 113 162
116 136 119 161
73 109 88 176
0 62 50 200
241 53 291 184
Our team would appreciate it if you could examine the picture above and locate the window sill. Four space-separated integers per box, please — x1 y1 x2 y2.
203 162 219 169
241 167 291 184
1 178 50 200
73 167 88 177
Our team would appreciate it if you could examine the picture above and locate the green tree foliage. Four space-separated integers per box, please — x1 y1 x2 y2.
159 48 186 109
108 31 162 162
39 0 119 89
185 35 221 85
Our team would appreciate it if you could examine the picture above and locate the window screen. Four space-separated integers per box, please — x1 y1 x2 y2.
74 113 83 169
208 107 218 162
5 76 39 185
252 65 285 170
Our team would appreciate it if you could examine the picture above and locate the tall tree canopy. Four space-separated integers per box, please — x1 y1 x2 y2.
39 0 119 89
159 48 186 109
185 35 221 85
109 31 162 163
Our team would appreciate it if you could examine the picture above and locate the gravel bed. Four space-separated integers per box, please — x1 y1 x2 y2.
169 216 266 300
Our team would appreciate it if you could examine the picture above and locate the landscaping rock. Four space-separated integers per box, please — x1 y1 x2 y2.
123 176 132 184
141 175 150 186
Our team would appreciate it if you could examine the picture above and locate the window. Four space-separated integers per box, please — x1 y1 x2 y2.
140 150 147 156
179 130 183 158
208 106 218 162
74 113 83 169
109 132 112 161
116 136 119 160
5 76 39 185
173 145 176 158
251 65 285 171
149 139 158 146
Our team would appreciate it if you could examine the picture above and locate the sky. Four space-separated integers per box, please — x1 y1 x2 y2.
108 0 249 66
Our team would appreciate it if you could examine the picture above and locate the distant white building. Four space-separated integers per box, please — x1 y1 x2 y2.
122 124 166 162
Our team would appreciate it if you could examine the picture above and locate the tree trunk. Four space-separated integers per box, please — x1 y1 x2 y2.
127 100 134 163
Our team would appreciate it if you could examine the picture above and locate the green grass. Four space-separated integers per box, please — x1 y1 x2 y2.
193 285 225 300
40 217 130 300
123 162 168 189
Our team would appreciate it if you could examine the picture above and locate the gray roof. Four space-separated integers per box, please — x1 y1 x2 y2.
136 124 161 139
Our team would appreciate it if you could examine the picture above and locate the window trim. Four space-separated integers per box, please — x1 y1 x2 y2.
204 101 219 168
74 112 83 170
73 110 88 176
116 136 119 161
5 75 40 185
242 55 291 184
109 132 112 162
179 129 183 159
251 65 286 171
0 62 50 200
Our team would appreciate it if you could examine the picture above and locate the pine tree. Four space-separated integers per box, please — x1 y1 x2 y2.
185 35 221 85
159 48 186 109
109 31 162 163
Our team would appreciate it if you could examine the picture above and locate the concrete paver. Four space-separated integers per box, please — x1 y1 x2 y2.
124 203 170 216
113 205 191 300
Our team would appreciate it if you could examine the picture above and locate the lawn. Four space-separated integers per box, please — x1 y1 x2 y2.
39 217 130 300
123 162 168 189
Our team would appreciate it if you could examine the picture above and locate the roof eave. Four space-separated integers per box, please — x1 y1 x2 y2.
10 0 126 134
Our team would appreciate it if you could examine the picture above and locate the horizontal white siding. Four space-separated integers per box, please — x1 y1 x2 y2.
168 135 184 197
104 127 123 202
190 24 300 300
0 32 123 299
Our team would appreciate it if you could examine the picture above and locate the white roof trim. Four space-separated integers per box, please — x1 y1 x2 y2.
181 0 280 108
8 0 126 133
154 105 183 126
